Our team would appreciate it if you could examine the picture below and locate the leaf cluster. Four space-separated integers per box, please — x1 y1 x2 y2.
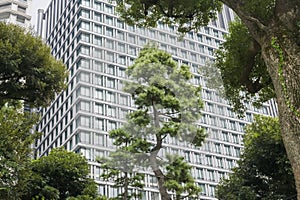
164 155 201 200
213 21 275 115
0 22 68 107
124 45 205 145
116 0 222 33
216 115 296 200
23 148 98 200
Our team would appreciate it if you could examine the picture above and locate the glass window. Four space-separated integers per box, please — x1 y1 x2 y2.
105 16 113 25
77 116 90 128
94 24 102 33
79 9 90 18
94 103 103 114
95 118 104 130
77 131 90 144
94 75 103 85
106 78 115 88
93 36 102 46
117 30 124 40
79 21 90 30
77 86 90 97
95 89 103 99
107 65 115 75
78 72 90 83
118 43 125 52
94 12 101 21
116 19 124 28
78 33 90 43
106 28 113 37
94 48 102 58
94 133 104 146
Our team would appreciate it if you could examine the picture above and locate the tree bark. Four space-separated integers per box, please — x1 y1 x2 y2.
219 0 300 198
149 103 172 200
262 40 300 200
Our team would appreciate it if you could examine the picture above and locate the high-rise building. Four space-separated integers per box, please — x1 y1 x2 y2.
35 1 277 199
0 0 31 26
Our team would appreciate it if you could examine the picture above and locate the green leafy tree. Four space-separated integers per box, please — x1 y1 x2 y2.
216 115 296 200
22 148 99 200
114 0 300 197
0 103 39 199
103 45 204 200
0 22 67 107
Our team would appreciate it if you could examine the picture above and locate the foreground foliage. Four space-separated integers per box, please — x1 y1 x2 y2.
23 148 99 200
217 115 296 200
0 103 39 199
114 0 300 198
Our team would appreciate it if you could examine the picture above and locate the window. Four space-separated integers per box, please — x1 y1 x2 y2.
117 31 124 40
119 95 128 105
107 106 116 117
107 65 115 75
77 58 90 69
94 103 103 114
94 36 102 46
94 48 102 59
118 56 126 65
94 12 101 21
107 92 115 103
94 24 102 33
107 78 115 88
94 89 103 99
117 19 124 28
77 131 90 144
94 75 103 85
79 72 90 83
118 43 125 52
104 4 113 14
77 116 90 128
128 46 136 56
94 61 104 72
77 86 90 97
95 118 104 130
105 16 113 25
94 133 104 146
78 45 90 55
94 1 101 10
128 34 135 43
80 9 90 18
82 0 90 6
106 28 113 37
79 21 90 30
78 33 90 43
105 52 113 62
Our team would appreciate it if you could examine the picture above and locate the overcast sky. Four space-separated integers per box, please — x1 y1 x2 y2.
29 0 51 27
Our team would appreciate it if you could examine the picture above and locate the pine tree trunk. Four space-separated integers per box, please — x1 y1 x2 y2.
150 155 172 200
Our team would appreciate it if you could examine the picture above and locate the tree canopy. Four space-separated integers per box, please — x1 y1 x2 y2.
0 22 68 107
101 45 204 200
217 115 296 200
22 148 97 200
114 0 300 198
22 148 99 200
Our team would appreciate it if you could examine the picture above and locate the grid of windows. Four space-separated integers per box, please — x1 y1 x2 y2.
36 1 277 199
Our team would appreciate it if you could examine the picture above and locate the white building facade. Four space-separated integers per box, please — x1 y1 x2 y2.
35 0 277 199
0 0 31 26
